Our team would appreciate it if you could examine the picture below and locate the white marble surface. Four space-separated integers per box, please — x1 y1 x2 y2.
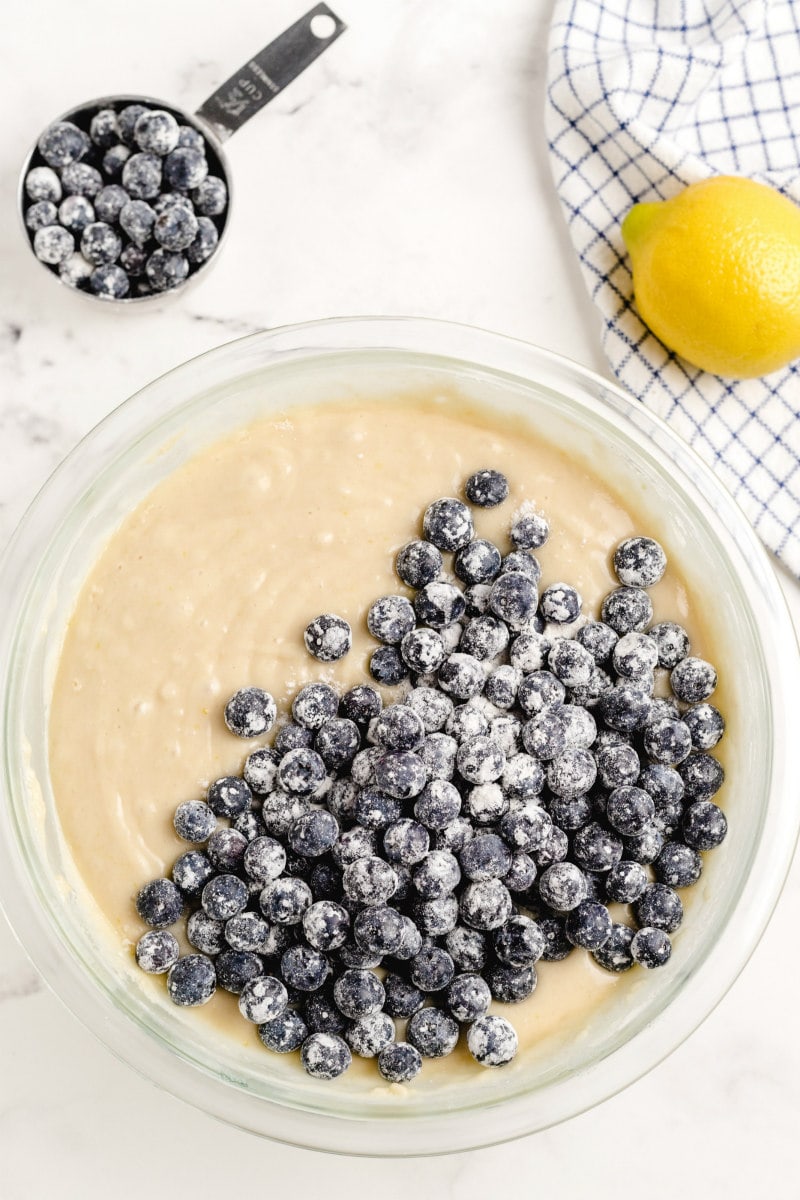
1 0 799 1193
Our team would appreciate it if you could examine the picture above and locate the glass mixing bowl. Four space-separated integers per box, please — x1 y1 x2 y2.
0 317 798 1155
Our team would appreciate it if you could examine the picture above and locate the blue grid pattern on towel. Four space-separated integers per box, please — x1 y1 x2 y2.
546 0 800 575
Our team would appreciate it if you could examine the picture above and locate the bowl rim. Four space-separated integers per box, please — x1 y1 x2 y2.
1 314 799 1156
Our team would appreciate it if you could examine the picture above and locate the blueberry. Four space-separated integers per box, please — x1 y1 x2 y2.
304 992 347 1034
533 824 570 868
396 538 443 588
500 804 551 852
414 581 466 629
604 785 654 836
458 832 511 881
624 824 666 865
164 145 209 190
167 954 216 1006
485 962 536 1003
288 810 338 859
407 1007 459 1058
206 775 251 818
444 972 491 1022
467 1014 518 1067
153 191 194 215
459 614 509 661
463 583 492 616
595 740 640 789
634 882 683 933
38 120 89 168
538 582 581 624
215 948 264 994
345 1012 395 1058
494 914 545 967
592 923 636 972
601 586 653 634
489 571 537 626
88 108 119 148
199 871 247 920
260 877 312 924
682 704 725 751
548 746 598 799
238 974 288 1024
92 184 128 224
25 200 59 231
546 639 593 689
293 682 339 730
136 877 184 927
122 152 163 200
132 108 179 155
331 825 377 868
521 707 566 760
506 851 541 894
463 782 507 825
613 536 667 587
343 856 397 905
500 551 542 583
413 894 459 937
350 905 403 956
678 752 724 801
62 251 99 288
25 165 62 203
260 790 310 837
370 645 408 685
442 927 485 974
299 612 352 663
281 945 330 992
433 816 475 853
58 194 95 232
355 789 402 830
411 850 460 900
372 706 423 753
378 1041 422 1082
405 686 453 734
670 656 718 704
300 899 349 953
153 203 199 252
436 653 483 702
454 736 503 786
374 750 426 799
89 264 130 299
517 670 566 717
598 685 651 733
605 859 648 902
186 216 219 265
102 144 131 177
423 497 474 551
540 861 592 914
501 758 546 807
33 225 74 264
643 716 692 765
565 899 612 949
572 821 623 873
145 248 189 291
560 705 597 750
459 878 512 929
224 911 271 953
278 748 327 797
682 800 727 850
654 842 702 887
648 621 691 669
392 915 425 959
314 718 360 771
631 926 672 968
337 688 380 730
334 968 385 1018
60 160 103 198
178 124 206 150
454 539 502 585
508 629 549 673
187 910 226 955
241 750 278 798
538 915 574 960
119 198 156 246
171 849 214 898
190 175 227 216
547 794 591 831
135 929 180 974
258 1009 308 1053
420 731 459 780
484 665 521 709
383 818 430 865
464 468 509 507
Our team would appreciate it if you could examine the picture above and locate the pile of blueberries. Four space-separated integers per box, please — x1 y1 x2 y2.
22 102 228 299
134 469 727 1083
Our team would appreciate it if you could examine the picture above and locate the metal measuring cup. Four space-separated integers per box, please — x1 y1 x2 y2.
18 3 346 305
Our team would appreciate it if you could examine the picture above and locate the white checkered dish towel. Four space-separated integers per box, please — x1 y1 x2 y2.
546 0 800 576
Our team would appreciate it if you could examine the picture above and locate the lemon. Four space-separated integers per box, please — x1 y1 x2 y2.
622 175 800 378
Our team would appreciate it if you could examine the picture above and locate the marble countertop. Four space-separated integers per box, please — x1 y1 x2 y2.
1 0 798 1193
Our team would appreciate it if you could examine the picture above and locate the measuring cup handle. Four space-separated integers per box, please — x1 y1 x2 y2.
195 3 346 142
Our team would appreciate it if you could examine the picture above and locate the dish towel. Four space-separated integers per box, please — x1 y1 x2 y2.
546 0 800 577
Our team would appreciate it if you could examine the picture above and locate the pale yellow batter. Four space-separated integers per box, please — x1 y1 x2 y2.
48 391 728 1084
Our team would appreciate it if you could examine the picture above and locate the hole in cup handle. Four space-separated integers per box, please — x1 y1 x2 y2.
195 2 346 143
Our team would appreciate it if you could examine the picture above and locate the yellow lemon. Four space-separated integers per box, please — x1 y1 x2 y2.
622 175 800 378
